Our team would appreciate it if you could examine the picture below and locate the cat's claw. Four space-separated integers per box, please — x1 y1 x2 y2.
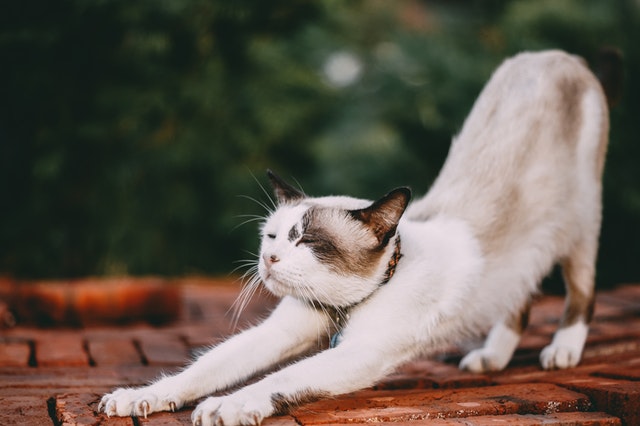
99 387 186 418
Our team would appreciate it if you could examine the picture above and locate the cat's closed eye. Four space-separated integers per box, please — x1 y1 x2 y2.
266 233 276 239
297 236 317 245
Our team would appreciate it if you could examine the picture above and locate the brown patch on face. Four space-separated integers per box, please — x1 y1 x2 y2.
300 207 387 278
556 77 586 145
270 389 329 415
288 224 300 242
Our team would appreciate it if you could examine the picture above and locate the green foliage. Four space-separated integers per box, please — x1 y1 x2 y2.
1 0 639 286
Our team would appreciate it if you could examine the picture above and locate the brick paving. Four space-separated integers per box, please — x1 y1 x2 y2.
0 278 639 425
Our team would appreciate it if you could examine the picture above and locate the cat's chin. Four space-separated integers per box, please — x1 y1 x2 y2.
261 276 295 299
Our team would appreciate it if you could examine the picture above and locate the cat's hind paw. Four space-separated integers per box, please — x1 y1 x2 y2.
539 322 588 370
539 343 582 370
98 387 184 418
459 348 511 373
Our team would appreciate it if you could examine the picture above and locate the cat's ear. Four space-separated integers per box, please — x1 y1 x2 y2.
350 187 411 246
267 169 305 204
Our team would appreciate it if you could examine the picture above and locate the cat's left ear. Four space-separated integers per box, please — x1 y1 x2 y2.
267 169 306 204
350 187 411 246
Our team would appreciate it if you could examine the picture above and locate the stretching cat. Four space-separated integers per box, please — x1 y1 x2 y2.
100 50 612 425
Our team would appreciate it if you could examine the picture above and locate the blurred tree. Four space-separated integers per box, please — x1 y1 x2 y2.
0 0 638 287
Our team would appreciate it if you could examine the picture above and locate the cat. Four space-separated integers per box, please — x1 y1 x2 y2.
99 50 614 426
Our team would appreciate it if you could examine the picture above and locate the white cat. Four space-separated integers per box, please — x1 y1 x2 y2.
99 50 612 426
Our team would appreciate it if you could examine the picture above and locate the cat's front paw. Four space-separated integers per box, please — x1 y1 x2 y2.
98 387 183 418
191 393 273 426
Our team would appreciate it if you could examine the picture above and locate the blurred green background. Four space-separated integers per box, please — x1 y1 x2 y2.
1 0 638 288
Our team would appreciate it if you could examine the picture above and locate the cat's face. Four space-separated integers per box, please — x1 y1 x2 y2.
258 171 410 308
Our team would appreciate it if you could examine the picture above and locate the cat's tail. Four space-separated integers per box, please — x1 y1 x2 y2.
594 46 624 108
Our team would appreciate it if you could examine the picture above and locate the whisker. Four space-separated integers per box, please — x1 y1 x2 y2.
230 260 257 275
237 194 274 215
250 171 278 211
230 215 267 233
291 176 306 195
229 269 262 330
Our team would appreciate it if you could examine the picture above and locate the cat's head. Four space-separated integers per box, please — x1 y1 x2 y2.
258 170 411 308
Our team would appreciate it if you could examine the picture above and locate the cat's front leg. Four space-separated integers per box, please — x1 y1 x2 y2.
99 297 328 418
191 338 409 426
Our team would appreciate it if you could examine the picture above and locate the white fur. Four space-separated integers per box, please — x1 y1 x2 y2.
100 51 609 425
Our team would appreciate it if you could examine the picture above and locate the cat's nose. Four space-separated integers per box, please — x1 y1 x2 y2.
263 253 280 268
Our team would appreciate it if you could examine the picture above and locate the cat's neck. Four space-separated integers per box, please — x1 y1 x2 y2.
304 232 402 315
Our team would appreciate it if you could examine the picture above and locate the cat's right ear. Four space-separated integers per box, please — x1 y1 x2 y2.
267 169 305 204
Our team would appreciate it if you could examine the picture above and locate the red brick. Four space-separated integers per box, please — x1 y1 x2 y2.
528 296 565 327
583 339 640 361
137 411 189 425
87 338 142 366
0 395 55 425
262 416 302 425
370 411 621 425
12 281 69 324
292 383 591 424
589 318 640 341
0 341 30 367
593 364 640 381
35 334 89 367
516 333 551 351
552 376 640 426
170 323 222 349
597 285 640 313
137 335 189 366
0 365 171 390
56 392 130 426
376 359 492 390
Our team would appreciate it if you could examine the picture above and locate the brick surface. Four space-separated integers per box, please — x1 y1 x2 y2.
0 279 638 425
376 359 492 390
370 412 622 425
36 333 89 367
0 366 170 390
87 338 142 366
0 396 54 425
552 377 640 426
56 393 132 426
137 334 189 366
0 340 31 367
292 383 591 424
593 366 640 381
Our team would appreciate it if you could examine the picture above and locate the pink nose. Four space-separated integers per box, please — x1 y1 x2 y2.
263 253 280 268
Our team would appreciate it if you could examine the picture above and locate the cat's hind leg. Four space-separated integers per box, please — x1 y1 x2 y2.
459 301 530 373
540 244 596 370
